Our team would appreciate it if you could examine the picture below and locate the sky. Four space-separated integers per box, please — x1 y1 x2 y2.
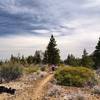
0 0 100 60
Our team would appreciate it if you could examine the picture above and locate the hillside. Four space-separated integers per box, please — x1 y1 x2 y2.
0 70 100 100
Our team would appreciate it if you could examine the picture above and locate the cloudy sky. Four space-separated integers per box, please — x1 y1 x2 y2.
0 0 100 60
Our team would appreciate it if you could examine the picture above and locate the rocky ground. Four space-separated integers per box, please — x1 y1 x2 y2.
44 83 100 100
0 71 100 100
0 71 49 100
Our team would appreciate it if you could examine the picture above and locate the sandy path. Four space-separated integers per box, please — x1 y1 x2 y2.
0 74 54 100
33 74 53 100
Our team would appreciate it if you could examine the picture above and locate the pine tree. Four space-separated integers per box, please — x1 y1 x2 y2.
64 54 81 66
43 50 48 64
27 56 35 64
20 55 26 65
93 38 100 69
0 60 3 65
81 49 94 68
45 35 60 65
81 49 88 67
34 50 42 64
10 54 19 63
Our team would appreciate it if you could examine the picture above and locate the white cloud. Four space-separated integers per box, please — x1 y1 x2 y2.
0 35 49 60
0 32 99 60
0 0 100 60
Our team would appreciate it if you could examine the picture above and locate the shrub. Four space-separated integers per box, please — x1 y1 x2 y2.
0 63 23 82
55 66 96 87
40 67 46 71
24 66 39 74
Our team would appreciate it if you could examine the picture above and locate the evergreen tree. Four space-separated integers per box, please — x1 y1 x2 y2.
34 50 42 64
81 49 94 68
64 54 80 66
93 38 100 69
45 35 60 65
27 56 35 64
43 50 48 64
0 60 3 65
10 54 15 63
10 54 19 63
20 55 26 65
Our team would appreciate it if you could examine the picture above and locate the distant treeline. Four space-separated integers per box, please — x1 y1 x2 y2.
0 35 100 69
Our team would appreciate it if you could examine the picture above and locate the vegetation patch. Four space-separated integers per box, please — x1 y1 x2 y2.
0 63 23 82
55 66 97 87
24 66 39 74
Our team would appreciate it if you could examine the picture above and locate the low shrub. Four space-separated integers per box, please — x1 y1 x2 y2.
24 66 39 74
40 67 46 71
0 63 23 82
55 66 96 87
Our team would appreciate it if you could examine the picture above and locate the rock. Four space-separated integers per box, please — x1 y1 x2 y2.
63 93 87 100
47 85 61 97
39 71 48 78
92 85 100 94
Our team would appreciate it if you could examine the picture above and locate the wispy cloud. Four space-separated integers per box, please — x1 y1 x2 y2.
0 0 100 59
0 0 99 36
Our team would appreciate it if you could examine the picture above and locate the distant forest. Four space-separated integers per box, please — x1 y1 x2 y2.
0 35 100 69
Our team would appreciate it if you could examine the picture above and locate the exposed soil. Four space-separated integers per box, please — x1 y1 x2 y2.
32 74 53 100
0 72 100 100
0 73 53 100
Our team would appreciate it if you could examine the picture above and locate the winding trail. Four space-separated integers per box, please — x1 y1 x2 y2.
0 73 54 100
32 74 54 100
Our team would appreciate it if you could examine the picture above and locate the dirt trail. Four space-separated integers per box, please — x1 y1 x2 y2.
33 74 53 100
0 73 54 100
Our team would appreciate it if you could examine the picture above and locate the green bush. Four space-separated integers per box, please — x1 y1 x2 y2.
24 66 39 74
40 67 46 71
55 66 96 87
0 63 23 82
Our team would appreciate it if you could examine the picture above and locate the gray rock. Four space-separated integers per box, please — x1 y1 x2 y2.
47 85 61 97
